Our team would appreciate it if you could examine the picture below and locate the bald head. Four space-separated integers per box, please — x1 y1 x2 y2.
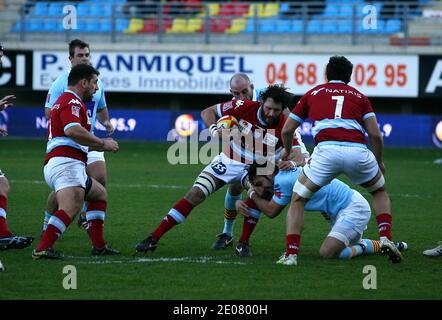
230 73 254 100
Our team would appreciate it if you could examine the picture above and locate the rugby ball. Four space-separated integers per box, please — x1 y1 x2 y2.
216 115 239 129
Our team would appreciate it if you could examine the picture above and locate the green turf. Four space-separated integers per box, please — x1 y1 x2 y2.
0 140 441 299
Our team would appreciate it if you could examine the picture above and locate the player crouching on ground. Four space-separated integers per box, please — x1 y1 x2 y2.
236 162 407 264
32 64 119 260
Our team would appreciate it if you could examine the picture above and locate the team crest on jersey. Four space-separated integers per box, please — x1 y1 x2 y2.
222 101 233 112
262 133 278 147
274 184 282 199
69 99 81 105
239 119 252 134
52 104 60 110
234 100 244 108
71 105 81 117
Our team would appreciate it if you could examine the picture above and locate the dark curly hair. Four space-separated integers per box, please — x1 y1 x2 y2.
259 85 292 109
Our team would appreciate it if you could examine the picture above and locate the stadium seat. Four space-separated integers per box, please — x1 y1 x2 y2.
246 4 265 18
292 19 304 33
28 18 45 32
167 18 188 33
123 18 144 33
225 18 246 33
188 18 203 33
116 18 130 32
48 3 64 16
208 3 220 16
337 19 352 33
307 19 322 33
33 2 48 16
242 18 255 33
139 18 158 33
263 4 279 18
259 18 276 33
322 19 337 33
210 18 231 33
275 19 292 33
77 3 90 16
385 19 402 33
323 5 339 17
99 19 112 33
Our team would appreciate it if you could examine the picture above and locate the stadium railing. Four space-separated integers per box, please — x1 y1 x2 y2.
1 0 442 46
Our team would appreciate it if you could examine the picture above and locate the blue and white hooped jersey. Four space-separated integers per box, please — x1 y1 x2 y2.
272 167 353 220
44 69 107 134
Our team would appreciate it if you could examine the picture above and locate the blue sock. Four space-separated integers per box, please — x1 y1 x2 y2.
222 191 241 236
42 210 52 231
338 244 364 260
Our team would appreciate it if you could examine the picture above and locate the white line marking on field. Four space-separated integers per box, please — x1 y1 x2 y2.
10 179 187 190
66 255 247 265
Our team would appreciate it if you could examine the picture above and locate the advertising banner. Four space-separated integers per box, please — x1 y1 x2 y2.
32 51 419 97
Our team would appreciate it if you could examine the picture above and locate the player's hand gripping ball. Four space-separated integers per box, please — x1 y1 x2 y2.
216 115 239 129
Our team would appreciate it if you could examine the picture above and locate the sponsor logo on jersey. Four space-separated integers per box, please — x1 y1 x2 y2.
234 100 244 108
71 105 80 118
222 101 233 112
263 133 278 147
68 99 81 105
274 184 282 199
239 119 252 134
311 87 325 96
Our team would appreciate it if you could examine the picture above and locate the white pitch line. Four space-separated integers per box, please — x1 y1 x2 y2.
9 179 187 190
66 255 248 266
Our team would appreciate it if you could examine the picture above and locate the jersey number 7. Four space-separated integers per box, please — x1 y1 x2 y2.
331 96 344 119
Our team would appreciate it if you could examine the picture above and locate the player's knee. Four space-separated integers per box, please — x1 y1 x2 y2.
192 172 219 201
0 177 10 196
364 174 385 194
186 187 205 206
319 246 337 259
228 183 243 196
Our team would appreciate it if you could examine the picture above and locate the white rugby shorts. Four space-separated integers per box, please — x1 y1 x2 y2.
87 151 105 165
44 157 88 192
304 144 379 187
328 190 371 246
203 152 247 184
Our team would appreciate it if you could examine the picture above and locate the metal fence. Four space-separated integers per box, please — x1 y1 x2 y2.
1 1 442 46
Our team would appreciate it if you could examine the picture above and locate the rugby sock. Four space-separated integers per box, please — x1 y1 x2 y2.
239 217 258 244
338 244 365 259
222 191 241 236
0 195 12 238
376 213 392 240
286 234 301 255
151 198 194 241
37 209 71 251
86 201 107 249
42 210 52 232
239 198 261 243
361 239 382 255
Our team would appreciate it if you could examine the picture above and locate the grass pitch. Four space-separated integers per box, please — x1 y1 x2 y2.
0 139 441 300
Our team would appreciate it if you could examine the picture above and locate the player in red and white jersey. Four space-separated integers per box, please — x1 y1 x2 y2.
279 56 402 266
32 64 119 260
135 85 304 253
212 74 309 253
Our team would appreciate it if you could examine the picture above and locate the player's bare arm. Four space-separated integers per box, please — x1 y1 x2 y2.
281 117 300 160
201 104 219 137
248 190 284 218
96 107 115 136
0 95 16 111
363 115 385 172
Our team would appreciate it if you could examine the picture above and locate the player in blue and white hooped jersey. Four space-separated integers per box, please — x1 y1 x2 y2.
239 162 407 265
41 39 115 239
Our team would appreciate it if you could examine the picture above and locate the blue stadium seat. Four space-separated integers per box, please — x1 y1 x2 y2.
323 5 339 17
243 18 255 33
385 19 401 33
307 19 321 33
259 18 276 33
48 3 64 16
322 19 337 33
77 3 91 16
337 19 352 33
32 2 49 16
275 19 292 33
116 18 129 32
292 19 303 33
100 19 112 32
28 18 45 31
